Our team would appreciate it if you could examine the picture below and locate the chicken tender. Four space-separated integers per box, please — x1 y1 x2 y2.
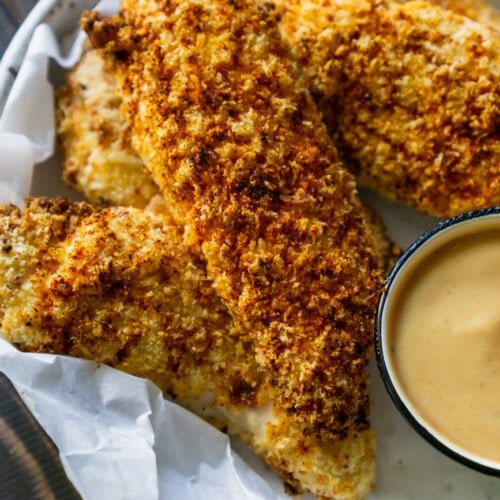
56 45 159 207
0 198 376 499
275 0 500 217
82 0 384 449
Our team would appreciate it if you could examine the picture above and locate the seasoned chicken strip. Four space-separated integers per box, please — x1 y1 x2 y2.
56 45 159 207
274 0 500 217
82 0 384 443
0 198 375 499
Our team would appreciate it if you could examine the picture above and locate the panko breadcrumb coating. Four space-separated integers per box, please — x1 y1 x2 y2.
275 0 500 217
56 45 159 207
402 0 500 31
0 198 376 499
56 42 399 271
364 204 401 274
82 0 384 448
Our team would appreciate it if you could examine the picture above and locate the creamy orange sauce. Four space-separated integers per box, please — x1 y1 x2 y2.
389 228 500 463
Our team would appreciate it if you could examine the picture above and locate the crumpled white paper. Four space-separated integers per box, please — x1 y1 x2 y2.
0 133 34 206
0 2 287 499
0 338 284 500
0 10 86 206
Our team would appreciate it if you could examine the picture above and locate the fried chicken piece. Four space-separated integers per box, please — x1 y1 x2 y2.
62 0 499 218
83 0 384 445
56 45 159 207
0 198 376 499
274 0 500 217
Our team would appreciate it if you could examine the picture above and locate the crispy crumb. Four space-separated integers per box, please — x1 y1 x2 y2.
403 0 500 31
0 198 376 499
56 43 397 274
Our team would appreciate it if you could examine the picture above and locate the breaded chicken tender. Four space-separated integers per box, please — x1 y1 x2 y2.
275 0 500 217
0 198 376 499
82 0 384 446
56 45 159 207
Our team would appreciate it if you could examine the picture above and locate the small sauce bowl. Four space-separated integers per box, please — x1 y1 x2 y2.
375 207 500 476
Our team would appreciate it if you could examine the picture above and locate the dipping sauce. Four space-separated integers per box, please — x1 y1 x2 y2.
388 227 500 464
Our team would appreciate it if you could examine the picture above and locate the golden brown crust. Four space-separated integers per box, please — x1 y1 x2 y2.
55 43 397 275
56 45 159 207
363 204 402 274
0 198 95 318
0 198 376 499
83 0 384 443
401 0 500 31
275 0 500 217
